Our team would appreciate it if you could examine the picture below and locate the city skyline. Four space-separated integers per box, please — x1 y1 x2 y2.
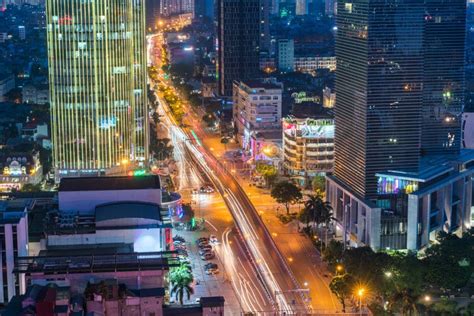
0 1 473 314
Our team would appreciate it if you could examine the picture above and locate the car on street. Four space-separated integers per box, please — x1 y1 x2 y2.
199 185 214 194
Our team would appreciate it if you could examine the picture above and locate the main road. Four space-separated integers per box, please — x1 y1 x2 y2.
148 33 313 314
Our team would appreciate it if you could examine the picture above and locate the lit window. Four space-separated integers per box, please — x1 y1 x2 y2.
345 3 353 13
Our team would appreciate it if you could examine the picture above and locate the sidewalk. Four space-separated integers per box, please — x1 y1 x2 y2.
177 230 242 315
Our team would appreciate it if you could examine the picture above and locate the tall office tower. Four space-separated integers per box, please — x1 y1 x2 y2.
270 0 279 15
217 0 261 96
146 0 161 31
334 0 425 198
195 0 214 19
46 0 149 177
328 0 470 251
421 0 466 155
296 0 308 15
325 0 335 16
160 0 194 16
260 0 270 51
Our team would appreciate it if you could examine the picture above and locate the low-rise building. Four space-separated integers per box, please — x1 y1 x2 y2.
22 84 49 105
282 102 334 187
0 152 43 191
462 112 474 149
326 151 474 251
322 87 335 108
0 72 15 102
233 79 283 157
0 201 29 304
277 39 295 73
20 121 48 142
294 56 336 74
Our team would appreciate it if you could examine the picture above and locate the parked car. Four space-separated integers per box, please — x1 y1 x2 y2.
201 252 215 260
204 263 218 269
209 235 219 244
199 244 212 250
205 268 219 275
199 249 213 256
173 236 185 242
198 240 210 247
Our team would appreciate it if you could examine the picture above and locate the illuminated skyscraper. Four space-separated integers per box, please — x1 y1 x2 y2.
46 0 149 176
217 0 261 96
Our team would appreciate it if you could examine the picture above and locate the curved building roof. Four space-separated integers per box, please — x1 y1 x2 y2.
59 176 161 192
95 201 162 222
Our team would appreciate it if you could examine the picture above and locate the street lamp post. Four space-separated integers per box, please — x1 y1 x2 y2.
357 288 365 316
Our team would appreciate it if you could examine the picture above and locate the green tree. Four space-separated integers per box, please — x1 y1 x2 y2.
20 183 42 192
152 138 174 161
388 288 420 315
169 265 194 305
342 247 392 299
270 181 302 215
301 194 333 245
431 298 458 315
329 273 354 312
180 203 195 223
220 137 229 151
256 163 278 187
323 240 344 268
152 112 161 125
423 231 472 289
298 205 313 231
312 175 326 195
202 113 215 127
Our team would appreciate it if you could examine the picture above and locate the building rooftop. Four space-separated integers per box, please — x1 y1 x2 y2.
376 150 474 183
129 288 166 298
14 251 180 275
95 201 162 222
253 130 282 141
59 175 161 192
235 79 283 91
291 101 333 119
200 296 225 308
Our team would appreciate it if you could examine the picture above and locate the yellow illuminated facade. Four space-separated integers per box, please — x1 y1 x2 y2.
46 0 149 176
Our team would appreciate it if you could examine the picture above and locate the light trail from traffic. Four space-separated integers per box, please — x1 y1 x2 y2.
148 32 309 314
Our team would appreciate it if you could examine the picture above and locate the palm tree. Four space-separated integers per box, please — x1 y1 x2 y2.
319 200 334 247
303 194 334 250
302 194 320 234
169 265 194 305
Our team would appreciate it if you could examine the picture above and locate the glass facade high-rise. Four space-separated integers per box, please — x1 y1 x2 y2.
335 0 425 198
217 0 261 96
46 0 149 176
335 0 466 199
421 0 466 155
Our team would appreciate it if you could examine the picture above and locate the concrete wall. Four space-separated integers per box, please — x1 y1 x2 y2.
47 228 165 252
